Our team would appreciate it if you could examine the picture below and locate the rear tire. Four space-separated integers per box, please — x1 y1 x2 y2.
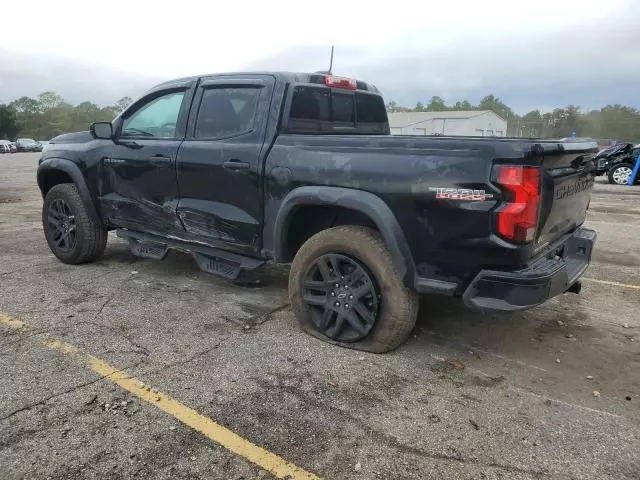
42 183 108 264
289 226 419 353
608 163 634 185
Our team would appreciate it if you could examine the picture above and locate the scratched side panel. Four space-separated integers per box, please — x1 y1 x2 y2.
99 140 185 234
263 135 521 288
175 75 275 255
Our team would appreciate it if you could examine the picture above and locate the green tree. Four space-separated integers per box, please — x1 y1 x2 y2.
114 96 133 114
10 96 39 115
9 97 41 138
8 92 124 139
0 105 20 140
386 101 399 113
520 110 544 137
37 92 65 112
386 101 411 113
478 95 520 135
73 101 103 130
414 101 426 112
426 96 447 111
583 105 640 141
538 106 588 138
451 100 473 110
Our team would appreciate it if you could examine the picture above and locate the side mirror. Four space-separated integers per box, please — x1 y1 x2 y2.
90 122 113 140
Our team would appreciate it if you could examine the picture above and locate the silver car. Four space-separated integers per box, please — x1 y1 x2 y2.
0 140 12 153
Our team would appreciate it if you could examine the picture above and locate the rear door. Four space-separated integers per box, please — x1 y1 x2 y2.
175 75 275 254
99 82 195 233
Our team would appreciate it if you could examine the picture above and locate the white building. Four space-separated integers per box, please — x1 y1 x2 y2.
388 110 508 137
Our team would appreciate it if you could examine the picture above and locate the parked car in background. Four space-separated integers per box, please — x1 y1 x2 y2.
0 140 12 153
595 138 617 151
16 138 43 152
9 142 18 153
592 142 640 184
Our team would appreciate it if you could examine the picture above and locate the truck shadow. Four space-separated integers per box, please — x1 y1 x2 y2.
99 238 610 379
415 293 593 342
408 293 613 381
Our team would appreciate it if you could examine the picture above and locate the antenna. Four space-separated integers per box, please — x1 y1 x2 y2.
328 45 334 74
314 46 335 75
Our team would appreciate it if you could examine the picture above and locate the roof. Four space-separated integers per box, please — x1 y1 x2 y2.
388 110 506 128
154 72 381 93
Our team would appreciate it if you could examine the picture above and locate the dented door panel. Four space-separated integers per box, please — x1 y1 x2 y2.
175 75 275 254
99 140 184 233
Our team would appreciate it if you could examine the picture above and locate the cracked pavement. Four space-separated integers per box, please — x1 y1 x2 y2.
1 153 639 479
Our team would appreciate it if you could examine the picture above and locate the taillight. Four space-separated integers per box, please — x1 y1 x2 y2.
495 165 541 242
324 75 357 90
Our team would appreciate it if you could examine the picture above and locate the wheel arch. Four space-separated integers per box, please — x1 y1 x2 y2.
37 158 101 224
273 186 415 286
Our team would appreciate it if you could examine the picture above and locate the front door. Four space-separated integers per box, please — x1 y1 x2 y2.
175 76 274 254
100 87 192 234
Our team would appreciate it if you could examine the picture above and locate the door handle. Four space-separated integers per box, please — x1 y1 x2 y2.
150 155 171 166
223 159 251 171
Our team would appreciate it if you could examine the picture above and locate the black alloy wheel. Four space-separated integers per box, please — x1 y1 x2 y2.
46 198 77 252
302 253 380 343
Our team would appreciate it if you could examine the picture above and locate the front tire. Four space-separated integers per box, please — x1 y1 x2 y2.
42 183 108 264
289 226 419 353
608 163 634 185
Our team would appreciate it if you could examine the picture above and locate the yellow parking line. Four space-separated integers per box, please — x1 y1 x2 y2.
1 315 320 480
0 314 24 329
583 278 640 290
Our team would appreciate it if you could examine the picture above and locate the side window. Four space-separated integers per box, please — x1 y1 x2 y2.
194 87 260 139
122 91 185 138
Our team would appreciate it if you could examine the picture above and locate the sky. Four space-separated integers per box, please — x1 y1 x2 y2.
1 0 638 114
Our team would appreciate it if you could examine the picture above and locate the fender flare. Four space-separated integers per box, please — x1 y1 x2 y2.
273 186 415 286
37 158 101 223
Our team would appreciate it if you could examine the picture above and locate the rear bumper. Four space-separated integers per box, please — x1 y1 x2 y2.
462 228 596 312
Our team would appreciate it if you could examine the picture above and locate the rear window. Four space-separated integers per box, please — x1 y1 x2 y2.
332 93 355 125
286 86 388 135
356 93 387 124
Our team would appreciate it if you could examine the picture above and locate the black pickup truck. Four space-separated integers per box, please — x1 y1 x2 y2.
37 72 597 352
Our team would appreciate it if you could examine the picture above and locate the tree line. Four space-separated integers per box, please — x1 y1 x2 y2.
387 95 640 141
0 92 132 141
1 91 639 142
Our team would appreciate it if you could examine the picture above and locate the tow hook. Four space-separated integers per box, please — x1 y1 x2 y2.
566 281 582 295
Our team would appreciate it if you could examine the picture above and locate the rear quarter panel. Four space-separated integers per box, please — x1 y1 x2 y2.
263 135 529 289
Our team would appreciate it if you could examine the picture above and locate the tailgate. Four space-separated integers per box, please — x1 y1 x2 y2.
536 141 597 249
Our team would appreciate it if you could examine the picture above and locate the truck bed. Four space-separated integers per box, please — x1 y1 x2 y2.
264 134 597 290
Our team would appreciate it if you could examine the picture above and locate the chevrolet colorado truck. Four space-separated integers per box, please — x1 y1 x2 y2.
37 72 598 353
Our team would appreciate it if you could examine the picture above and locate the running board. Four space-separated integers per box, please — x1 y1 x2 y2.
116 229 264 281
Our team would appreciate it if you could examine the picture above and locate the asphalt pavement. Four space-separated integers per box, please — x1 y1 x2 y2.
1 152 639 479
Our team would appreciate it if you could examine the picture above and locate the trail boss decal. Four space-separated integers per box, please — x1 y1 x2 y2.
429 188 494 201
